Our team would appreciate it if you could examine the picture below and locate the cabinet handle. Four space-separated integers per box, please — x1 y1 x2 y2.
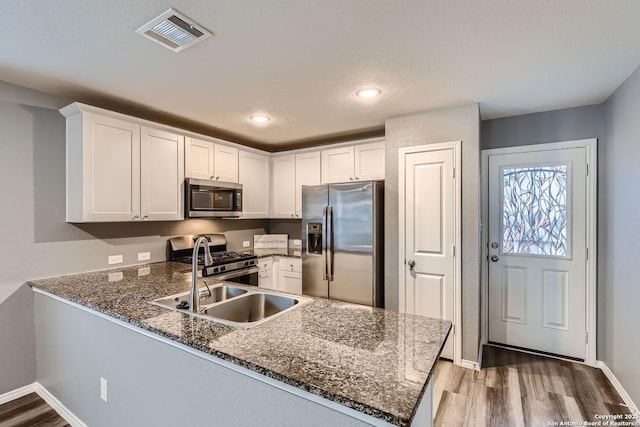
355 176 359 180
216 176 220 181
133 215 139 219
143 215 149 219
210 175 215 180
349 177 354 181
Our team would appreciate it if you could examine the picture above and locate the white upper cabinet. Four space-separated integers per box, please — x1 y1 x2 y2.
354 141 385 181
184 137 214 180
214 144 239 183
65 110 141 222
321 139 385 183
271 155 296 218
185 138 239 183
62 105 185 222
294 151 321 216
238 150 270 218
140 127 184 221
271 151 321 219
322 146 355 183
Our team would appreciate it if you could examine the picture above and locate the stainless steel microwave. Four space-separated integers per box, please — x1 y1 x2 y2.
185 178 242 218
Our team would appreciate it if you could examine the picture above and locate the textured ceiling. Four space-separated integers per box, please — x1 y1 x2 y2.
1 0 639 147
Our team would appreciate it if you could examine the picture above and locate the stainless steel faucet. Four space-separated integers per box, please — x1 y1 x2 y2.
189 236 213 313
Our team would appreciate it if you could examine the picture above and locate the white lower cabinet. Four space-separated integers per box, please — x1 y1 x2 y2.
276 257 302 295
257 256 301 294
258 257 275 290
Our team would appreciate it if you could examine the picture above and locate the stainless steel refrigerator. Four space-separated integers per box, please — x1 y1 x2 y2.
301 181 384 308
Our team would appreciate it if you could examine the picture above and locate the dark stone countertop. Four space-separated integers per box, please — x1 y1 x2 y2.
28 261 450 427
243 248 302 258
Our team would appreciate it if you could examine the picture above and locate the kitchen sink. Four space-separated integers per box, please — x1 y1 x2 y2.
150 284 311 329
152 285 247 309
203 293 298 324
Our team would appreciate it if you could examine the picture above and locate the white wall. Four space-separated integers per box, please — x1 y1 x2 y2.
384 104 481 362
0 84 268 395
602 65 640 405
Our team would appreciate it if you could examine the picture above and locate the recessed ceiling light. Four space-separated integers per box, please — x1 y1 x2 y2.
356 88 382 98
250 115 271 123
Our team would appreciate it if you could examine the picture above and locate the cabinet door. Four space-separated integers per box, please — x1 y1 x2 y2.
295 151 321 217
185 137 214 179
214 144 239 183
141 127 185 221
80 113 141 222
259 270 274 290
278 270 302 295
322 146 354 183
354 141 385 180
271 155 296 218
238 150 270 218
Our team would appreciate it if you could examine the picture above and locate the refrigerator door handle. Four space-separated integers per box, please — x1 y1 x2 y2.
322 206 328 281
327 205 334 281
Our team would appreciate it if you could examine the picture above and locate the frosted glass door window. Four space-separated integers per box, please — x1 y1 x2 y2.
501 165 568 257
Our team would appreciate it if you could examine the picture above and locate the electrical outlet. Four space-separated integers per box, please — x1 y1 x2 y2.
243 241 251 248
100 377 108 402
137 252 151 261
108 255 123 265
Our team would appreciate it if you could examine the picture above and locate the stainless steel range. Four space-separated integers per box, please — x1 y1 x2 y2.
167 234 259 286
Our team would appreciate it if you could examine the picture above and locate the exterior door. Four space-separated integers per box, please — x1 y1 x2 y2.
488 147 587 359
400 144 458 361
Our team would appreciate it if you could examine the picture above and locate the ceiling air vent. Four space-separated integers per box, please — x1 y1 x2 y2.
136 8 212 52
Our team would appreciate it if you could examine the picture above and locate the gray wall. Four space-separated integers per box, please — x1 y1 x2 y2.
35 293 368 427
385 104 481 363
481 104 607 359
269 219 303 239
602 65 640 405
0 86 268 395
481 104 605 150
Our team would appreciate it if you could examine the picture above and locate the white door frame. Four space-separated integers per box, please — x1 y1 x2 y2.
480 139 597 366
399 141 462 366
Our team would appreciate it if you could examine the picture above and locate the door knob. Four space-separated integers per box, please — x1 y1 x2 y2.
491 255 499 262
407 259 416 270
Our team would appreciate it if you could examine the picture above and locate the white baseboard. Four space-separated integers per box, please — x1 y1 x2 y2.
460 359 480 371
0 382 37 405
0 382 86 427
596 361 639 414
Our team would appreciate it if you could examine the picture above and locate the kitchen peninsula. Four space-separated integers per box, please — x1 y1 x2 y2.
29 262 450 427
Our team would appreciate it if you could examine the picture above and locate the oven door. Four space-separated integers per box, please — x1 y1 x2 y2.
203 266 259 286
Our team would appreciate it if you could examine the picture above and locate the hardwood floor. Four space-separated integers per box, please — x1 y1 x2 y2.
0 393 68 427
434 345 632 426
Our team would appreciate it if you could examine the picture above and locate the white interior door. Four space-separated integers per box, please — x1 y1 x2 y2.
400 143 459 361
488 147 587 359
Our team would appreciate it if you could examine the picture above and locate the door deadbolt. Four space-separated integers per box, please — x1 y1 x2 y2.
490 255 499 262
491 242 499 249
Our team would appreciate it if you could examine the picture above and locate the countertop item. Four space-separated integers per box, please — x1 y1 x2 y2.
28 261 450 427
